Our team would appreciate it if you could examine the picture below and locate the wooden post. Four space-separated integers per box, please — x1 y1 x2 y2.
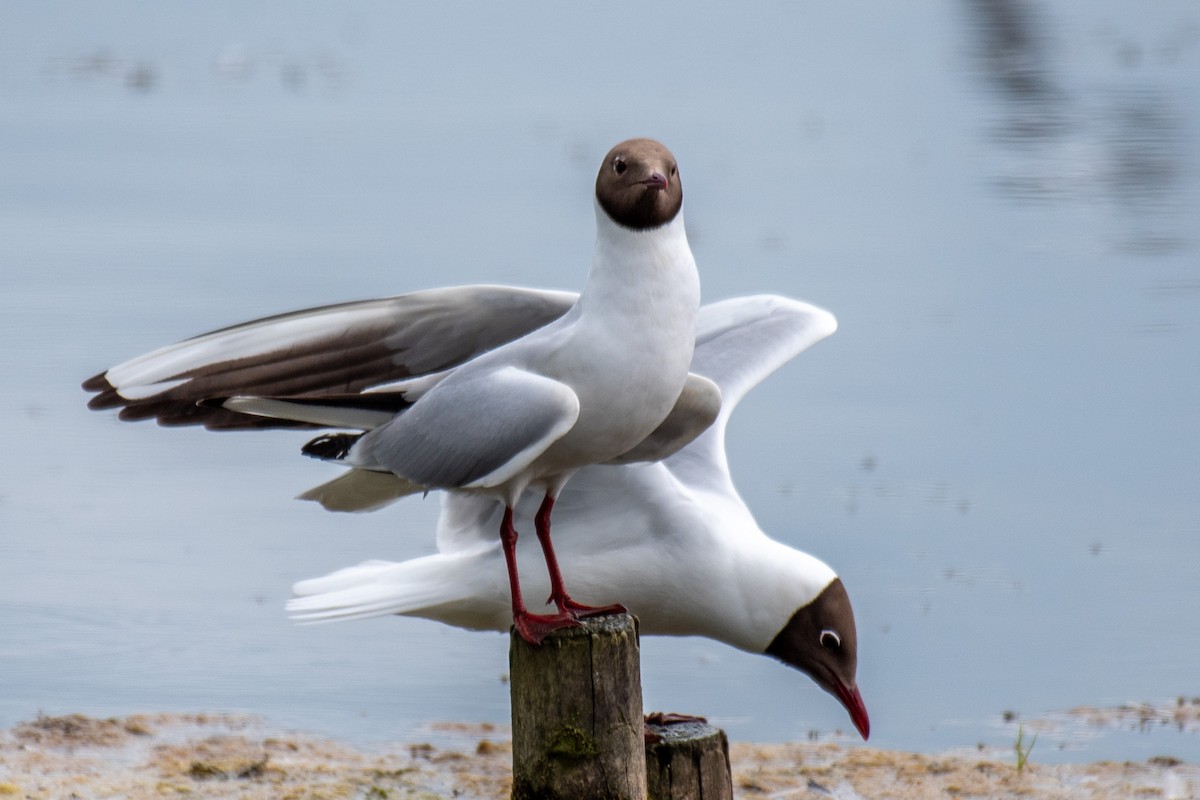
509 613 646 800
644 719 734 800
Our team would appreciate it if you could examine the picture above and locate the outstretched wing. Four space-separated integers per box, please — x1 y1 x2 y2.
299 293 835 514
82 285 576 430
663 295 837 491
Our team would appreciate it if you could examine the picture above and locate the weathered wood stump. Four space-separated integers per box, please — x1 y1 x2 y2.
509 613 646 800
644 718 734 800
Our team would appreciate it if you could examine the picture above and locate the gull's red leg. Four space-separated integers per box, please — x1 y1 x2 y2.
533 493 626 619
500 505 579 645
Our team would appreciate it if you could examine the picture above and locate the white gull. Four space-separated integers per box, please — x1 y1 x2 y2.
83 279 868 737
287 293 871 740
86 138 712 646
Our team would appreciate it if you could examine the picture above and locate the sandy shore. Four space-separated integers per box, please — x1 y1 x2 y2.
1 712 1195 799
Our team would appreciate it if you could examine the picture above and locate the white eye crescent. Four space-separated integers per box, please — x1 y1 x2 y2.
820 629 841 649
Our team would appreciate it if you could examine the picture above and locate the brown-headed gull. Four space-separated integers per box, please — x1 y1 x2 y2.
82 279 869 737
84 138 713 645
287 294 871 740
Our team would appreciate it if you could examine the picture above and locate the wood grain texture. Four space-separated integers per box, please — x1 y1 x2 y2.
645 720 733 800
509 614 645 800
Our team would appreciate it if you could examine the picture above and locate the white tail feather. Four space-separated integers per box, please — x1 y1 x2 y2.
287 553 482 624
291 559 399 596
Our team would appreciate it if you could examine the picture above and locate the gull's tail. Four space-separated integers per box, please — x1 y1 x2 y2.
297 468 421 512
287 551 496 627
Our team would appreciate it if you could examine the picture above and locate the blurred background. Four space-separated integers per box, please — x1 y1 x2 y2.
2 1 1197 763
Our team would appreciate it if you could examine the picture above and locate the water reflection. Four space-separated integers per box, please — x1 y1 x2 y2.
965 0 1068 142
41 45 349 96
964 0 1195 253
1103 89 1184 204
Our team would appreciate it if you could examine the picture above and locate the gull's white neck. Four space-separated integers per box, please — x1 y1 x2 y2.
574 202 699 321
690 528 839 653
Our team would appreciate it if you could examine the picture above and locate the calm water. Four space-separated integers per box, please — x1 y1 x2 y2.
2 2 1198 764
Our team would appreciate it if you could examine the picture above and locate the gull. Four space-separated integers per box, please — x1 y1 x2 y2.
84 138 712 645
81 272 869 735
287 293 871 740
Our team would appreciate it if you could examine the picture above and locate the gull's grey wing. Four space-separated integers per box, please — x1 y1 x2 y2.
605 373 721 465
293 294 836 515
294 371 720 513
354 367 580 490
665 295 837 490
212 389 416 430
83 285 577 430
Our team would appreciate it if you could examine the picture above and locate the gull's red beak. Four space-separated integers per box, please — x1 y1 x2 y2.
831 677 870 740
641 172 669 190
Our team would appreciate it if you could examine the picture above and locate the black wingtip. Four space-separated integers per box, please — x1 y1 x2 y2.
82 372 112 392
86 390 124 410
196 397 229 409
302 432 361 462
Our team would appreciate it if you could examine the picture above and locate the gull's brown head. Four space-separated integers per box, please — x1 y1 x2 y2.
764 577 870 740
595 138 683 231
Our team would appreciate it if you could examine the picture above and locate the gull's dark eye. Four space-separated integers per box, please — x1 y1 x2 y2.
613 157 627 175
669 163 677 177
820 629 841 650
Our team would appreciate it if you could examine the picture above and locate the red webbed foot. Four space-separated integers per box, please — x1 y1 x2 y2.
547 595 628 620
513 610 581 645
